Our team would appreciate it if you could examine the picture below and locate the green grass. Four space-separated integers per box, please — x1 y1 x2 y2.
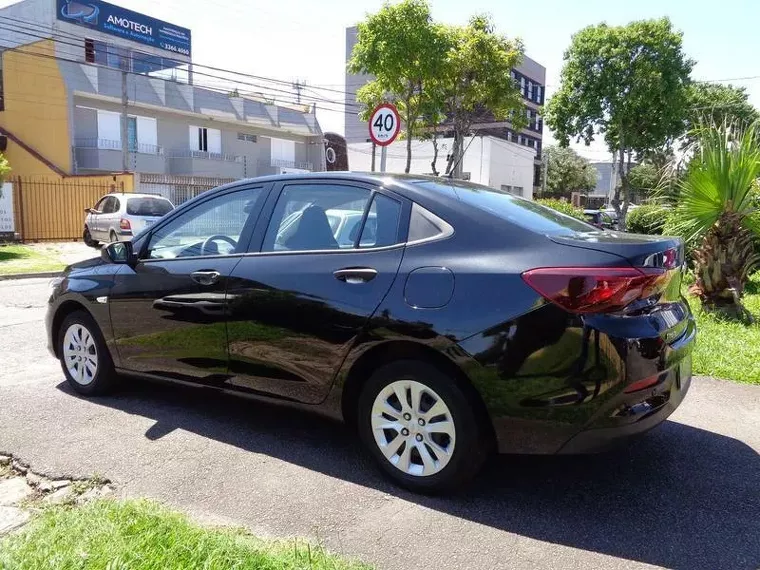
689 272 760 385
0 244 66 275
0 499 371 570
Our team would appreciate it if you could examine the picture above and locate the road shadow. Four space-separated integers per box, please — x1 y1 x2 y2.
57 378 760 570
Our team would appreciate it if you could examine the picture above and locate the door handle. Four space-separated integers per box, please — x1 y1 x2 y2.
333 267 378 284
191 270 221 286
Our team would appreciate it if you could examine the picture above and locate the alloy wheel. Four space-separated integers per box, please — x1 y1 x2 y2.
370 380 456 477
62 323 98 386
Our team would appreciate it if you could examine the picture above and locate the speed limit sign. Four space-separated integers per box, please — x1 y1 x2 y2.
368 103 401 146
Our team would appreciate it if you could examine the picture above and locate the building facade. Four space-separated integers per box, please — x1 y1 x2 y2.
344 25 546 192
0 0 324 195
347 136 537 200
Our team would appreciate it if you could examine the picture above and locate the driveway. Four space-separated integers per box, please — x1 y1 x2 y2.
1 278 759 570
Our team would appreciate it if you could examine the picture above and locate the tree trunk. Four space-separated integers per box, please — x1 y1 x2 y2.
430 130 440 176
405 126 412 173
691 211 758 322
445 133 460 175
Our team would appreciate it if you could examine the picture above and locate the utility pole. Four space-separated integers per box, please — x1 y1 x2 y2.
120 69 128 172
542 150 548 196
292 80 304 104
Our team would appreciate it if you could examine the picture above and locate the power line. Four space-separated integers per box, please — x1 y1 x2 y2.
0 28 364 115
0 14 362 99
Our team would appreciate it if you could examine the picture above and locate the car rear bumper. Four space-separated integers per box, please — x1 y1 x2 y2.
557 356 692 454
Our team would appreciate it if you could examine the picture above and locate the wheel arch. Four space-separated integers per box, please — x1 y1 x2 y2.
51 300 95 358
340 340 495 445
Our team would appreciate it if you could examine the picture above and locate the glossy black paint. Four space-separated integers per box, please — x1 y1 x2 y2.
47 172 695 456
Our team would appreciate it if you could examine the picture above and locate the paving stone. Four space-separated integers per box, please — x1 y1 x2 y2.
11 460 27 475
43 486 74 505
0 506 29 535
0 455 10 466
25 472 43 487
51 480 71 490
0 478 33 506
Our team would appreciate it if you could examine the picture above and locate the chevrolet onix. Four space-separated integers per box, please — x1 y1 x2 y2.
47 173 695 493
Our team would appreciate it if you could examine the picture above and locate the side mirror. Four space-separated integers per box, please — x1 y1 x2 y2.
84 208 92 214
101 241 136 265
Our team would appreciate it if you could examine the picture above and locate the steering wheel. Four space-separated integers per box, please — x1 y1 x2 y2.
201 235 237 256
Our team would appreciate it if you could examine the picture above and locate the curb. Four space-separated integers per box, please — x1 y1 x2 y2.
0 271 62 281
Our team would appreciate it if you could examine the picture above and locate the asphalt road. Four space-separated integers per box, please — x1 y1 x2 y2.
1 278 759 570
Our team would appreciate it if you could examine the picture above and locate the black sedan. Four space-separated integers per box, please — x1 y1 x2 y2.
47 173 695 493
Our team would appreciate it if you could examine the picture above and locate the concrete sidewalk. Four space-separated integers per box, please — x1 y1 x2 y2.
1 278 759 570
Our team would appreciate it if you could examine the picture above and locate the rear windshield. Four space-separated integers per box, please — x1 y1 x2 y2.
127 197 173 217
413 180 596 234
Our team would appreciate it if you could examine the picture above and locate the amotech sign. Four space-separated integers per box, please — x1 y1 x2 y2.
56 0 192 56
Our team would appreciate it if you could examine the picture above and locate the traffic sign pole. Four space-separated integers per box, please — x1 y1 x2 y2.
380 146 387 173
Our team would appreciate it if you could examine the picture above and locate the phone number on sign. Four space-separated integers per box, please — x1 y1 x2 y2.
160 43 190 56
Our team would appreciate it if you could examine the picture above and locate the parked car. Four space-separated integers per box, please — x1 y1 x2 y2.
48 173 694 493
83 193 174 247
583 209 617 230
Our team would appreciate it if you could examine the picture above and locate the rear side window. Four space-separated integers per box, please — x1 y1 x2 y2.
127 197 174 216
408 203 453 243
101 197 116 214
414 180 595 234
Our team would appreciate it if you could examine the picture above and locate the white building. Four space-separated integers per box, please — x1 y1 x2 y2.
348 136 536 199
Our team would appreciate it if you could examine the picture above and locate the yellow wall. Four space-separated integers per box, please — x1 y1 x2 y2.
0 39 71 175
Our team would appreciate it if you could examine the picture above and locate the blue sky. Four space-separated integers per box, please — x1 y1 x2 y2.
6 0 759 160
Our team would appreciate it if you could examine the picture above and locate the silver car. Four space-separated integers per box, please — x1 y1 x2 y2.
83 193 174 247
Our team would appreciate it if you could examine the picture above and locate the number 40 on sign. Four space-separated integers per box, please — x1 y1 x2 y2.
368 103 401 147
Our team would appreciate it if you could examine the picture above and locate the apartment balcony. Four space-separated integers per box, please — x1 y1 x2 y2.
73 138 166 173
166 149 246 179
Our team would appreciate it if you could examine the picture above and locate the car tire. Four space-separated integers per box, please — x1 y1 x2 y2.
83 227 99 248
58 310 117 396
357 359 491 494
109 230 119 243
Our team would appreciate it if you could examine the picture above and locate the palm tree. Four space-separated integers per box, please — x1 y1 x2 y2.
669 121 760 320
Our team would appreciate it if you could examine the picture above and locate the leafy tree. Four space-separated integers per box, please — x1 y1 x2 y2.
628 163 660 199
437 16 526 177
348 0 447 173
542 145 596 197
545 18 693 229
685 82 759 145
668 122 760 320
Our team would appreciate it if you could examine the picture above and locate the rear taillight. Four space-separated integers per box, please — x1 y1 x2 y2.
119 218 131 230
521 267 669 314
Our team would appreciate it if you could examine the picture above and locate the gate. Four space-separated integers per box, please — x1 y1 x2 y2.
11 176 128 241
137 174 237 206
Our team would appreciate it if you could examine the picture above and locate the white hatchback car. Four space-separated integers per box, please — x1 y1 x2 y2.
83 193 174 247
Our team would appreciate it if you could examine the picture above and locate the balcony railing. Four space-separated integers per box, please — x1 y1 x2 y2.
265 158 314 171
74 138 164 155
167 149 244 163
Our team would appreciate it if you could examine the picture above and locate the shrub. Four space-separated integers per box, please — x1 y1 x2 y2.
626 204 668 235
535 198 585 221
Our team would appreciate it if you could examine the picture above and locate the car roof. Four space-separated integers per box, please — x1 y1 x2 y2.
102 193 171 199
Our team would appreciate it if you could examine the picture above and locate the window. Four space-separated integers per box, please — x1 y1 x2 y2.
528 81 533 100
359 194 402 248
263 184 371 252
527 139 535 148
127 197 174 216
238 133 257 143
127 117 137 152
190 126 221 154
100 197 117 214
85 39 95 63
414 179 595 235
536 85 542 104
408 202 453 243
93 197 109 212
500 185 512 193
97 110 120 147
147 188 261 259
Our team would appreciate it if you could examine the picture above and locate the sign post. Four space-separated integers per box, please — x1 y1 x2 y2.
368 103 401 173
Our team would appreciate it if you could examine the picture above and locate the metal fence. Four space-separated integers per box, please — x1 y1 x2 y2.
137 173 237 206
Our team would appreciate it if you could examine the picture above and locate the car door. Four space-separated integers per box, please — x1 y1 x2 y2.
91 196 111 241
108 183 269 382
225 180 407 404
